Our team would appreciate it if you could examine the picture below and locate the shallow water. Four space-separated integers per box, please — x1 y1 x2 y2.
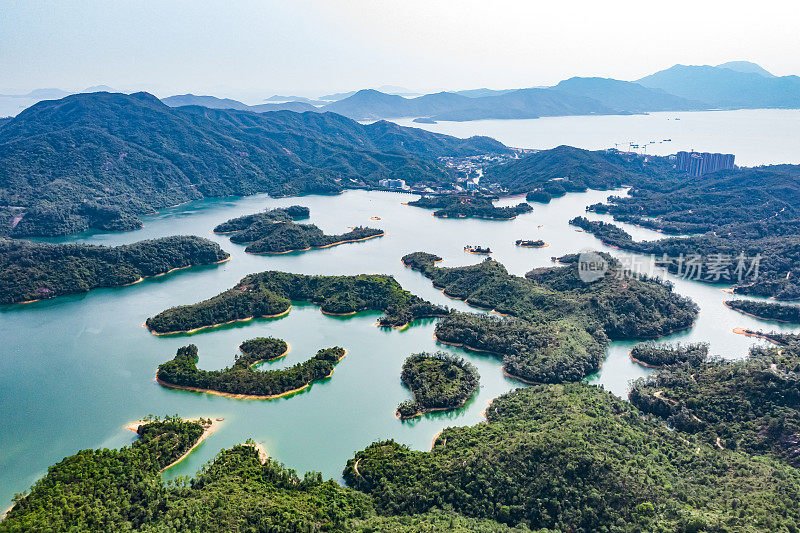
1 188 796 507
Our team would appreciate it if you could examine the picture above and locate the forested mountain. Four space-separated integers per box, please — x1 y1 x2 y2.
0 91 507 236
553 77 707 112
637 63 800 108
716 60 776 78
483 145 683 194
577 164 800 299
0 236 229 305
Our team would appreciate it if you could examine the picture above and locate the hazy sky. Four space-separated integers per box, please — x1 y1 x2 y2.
2 0 799 100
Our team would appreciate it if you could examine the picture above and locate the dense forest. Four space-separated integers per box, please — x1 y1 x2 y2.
10 378 800 530
402 251 696 383
407 195 532 220
571 216 800 300
157 342 345 398
629 341 709 367
345 383 800 531
483 145 685 194
724 299 800 323
145 271 448 334
574 164 800 300
0 91 509 236
2 417 207 531
396 352 479 419
214 206 382 254
630 342 800 467
0 236 229 305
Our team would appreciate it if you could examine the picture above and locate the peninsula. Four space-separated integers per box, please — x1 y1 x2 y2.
0 236 229 305
214 206 383 254
408 195 532 220
145 271 448 334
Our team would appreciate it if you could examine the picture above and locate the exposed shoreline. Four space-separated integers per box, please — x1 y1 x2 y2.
245 232 384 255
124 417 223 472
12 255 231 306
732 327 784 345
145 306 292 335
155 350 346 400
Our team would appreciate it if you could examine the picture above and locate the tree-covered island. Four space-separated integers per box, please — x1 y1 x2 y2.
401 251 697 384
145 271 448 334
396 352 480 419
213 206 383 254
408 195 532 220
156 340 345 398
629 341 709 367
0 236 229 305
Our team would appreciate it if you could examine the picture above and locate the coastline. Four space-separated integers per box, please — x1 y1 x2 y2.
145 306 292 335
155 350 346 400
629 352 663 369
723 300 798 324
124 417 223 472
732 327 784 345
245 232 384 255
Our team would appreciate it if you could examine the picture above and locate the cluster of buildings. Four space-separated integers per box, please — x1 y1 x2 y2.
676 151 735 177
378 178 408 190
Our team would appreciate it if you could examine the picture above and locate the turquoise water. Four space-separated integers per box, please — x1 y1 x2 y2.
1 188 797 507
392 108 800 166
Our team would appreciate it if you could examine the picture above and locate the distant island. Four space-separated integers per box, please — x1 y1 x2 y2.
464 245 491 255
724 300 800 324
629 341 709 368
396 352 479 419
408 195 532 220
156 340 345 398
0 236 229 305
214 206 383 254
515 239 547 248
402 251 697 383
145 271 448 334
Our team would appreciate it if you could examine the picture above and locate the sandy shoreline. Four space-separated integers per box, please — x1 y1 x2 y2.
732 327 784 345
146 306 292 335
124 417 223 472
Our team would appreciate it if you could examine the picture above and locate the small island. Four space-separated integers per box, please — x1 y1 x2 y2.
464 245 491 255
629 341 709 368
156 340 345 398
214 206 383 254
408 195 532 220
145 271 448 334
724 300 800 324
515 239 547 248
396 352 480 419
0 236 230 305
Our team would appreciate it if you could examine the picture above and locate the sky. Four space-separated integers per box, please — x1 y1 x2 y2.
2 0 799 100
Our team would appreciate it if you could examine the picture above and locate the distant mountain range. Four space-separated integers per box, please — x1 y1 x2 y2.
6 61 799 122
0 91 507 236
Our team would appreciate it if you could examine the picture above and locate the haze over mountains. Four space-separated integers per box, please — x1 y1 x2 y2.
3 61 799 121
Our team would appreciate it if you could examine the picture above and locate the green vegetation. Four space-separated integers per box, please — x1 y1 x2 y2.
402 251 696 383
2 417 207 531
212 205 308 234
0 236 229 305
346 383 800 531
630 343 800 467
630 341 709 367
725 299 800 323
396 352 479 419
515 239 546 247
484 145 683 194
436 313 605 383
577 164 800 299
157 342 344 398
408 195 532 220
0 91 506 236
214 206 383 254
145 271 447 334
